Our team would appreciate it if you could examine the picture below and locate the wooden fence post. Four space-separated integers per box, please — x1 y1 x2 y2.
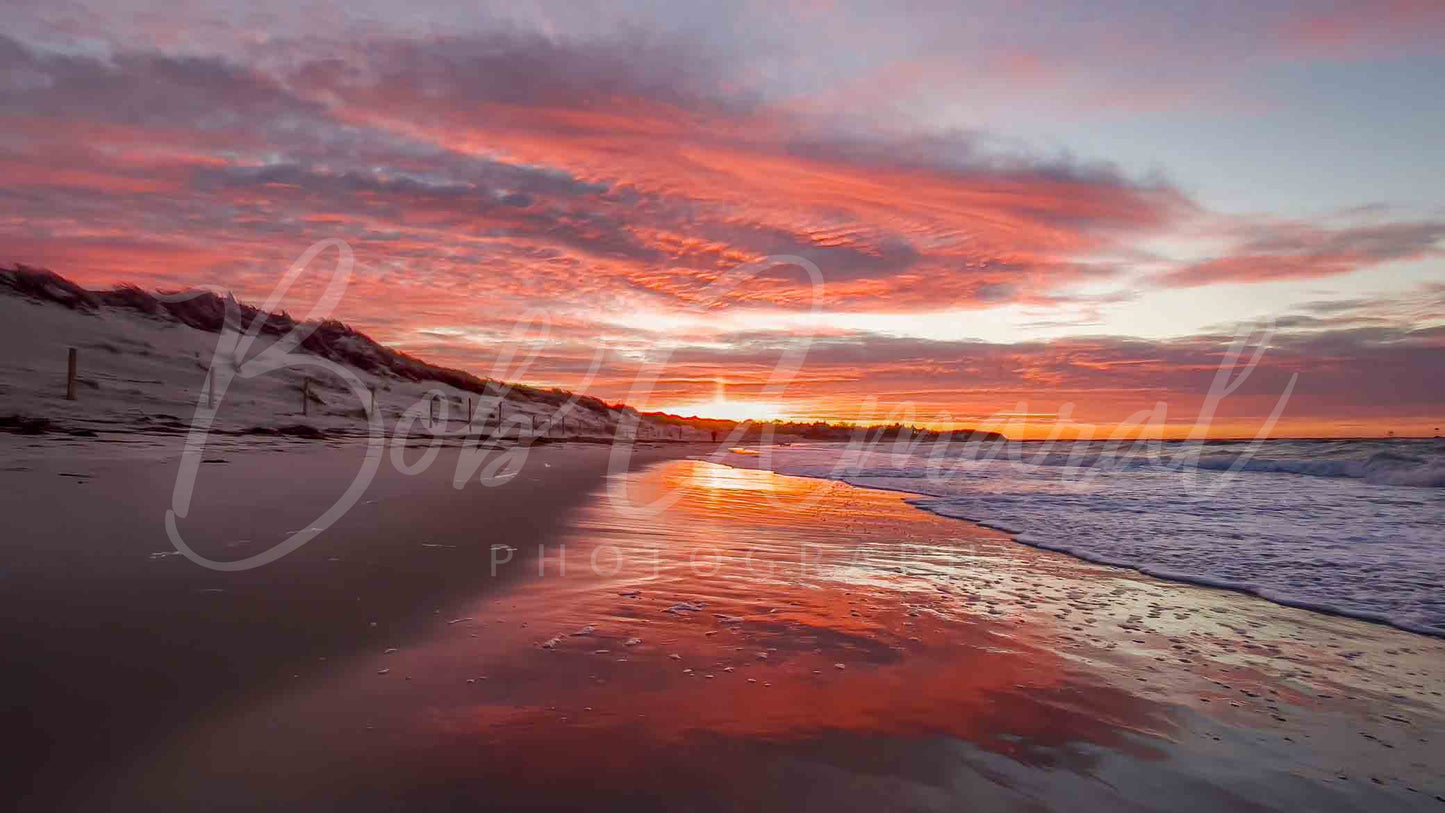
370 385 376 416
302 378 310 416
66 347 78 401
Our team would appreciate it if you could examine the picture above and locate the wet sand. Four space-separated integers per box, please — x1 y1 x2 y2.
12 452 1439 811
0 434 698 811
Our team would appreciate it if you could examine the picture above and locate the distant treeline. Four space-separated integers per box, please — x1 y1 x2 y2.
638 414 1007 443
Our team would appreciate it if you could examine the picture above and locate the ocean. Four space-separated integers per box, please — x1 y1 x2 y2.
731 438 1445 637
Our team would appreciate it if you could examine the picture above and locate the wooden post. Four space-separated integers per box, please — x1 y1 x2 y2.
205 371 215 409
302 378 310 416
66 347 78 401
467 397 473 430
370 385 376 416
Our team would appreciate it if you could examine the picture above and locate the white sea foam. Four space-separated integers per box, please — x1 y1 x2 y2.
733 439 1445 637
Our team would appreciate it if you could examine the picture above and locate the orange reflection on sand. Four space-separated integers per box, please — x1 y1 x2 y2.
103 460 1445 811
688 461 776 492
412 460 1173 762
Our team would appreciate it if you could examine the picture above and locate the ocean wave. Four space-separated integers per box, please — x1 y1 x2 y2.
925 439 1445 488
1191 450 1445 487
742 441 1445 639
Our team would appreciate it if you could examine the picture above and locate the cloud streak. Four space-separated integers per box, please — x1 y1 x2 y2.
0 4 1441 435
1161 220 1445 287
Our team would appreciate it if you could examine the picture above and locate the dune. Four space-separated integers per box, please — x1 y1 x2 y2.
0 265 707 443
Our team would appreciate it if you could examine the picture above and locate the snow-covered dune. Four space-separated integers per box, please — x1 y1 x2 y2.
0 266 707 443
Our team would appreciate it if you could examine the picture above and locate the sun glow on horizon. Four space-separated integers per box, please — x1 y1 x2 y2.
660 380 794 423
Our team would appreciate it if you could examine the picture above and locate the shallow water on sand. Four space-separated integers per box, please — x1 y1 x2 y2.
105 460 1445 811
739 440 1445 636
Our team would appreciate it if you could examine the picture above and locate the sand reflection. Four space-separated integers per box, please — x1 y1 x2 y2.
439 461 1169 752
80 460 1445 809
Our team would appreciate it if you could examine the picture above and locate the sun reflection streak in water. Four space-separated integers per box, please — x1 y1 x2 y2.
689 461 778 493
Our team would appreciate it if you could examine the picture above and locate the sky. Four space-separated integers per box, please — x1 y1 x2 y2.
2 0 1443 437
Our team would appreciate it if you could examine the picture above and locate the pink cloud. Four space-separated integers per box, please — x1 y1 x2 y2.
1160 220 1445 287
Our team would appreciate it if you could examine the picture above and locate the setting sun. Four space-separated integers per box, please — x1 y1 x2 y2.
662 382 793 423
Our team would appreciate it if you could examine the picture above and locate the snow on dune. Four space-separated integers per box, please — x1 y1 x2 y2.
0 267 704 443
